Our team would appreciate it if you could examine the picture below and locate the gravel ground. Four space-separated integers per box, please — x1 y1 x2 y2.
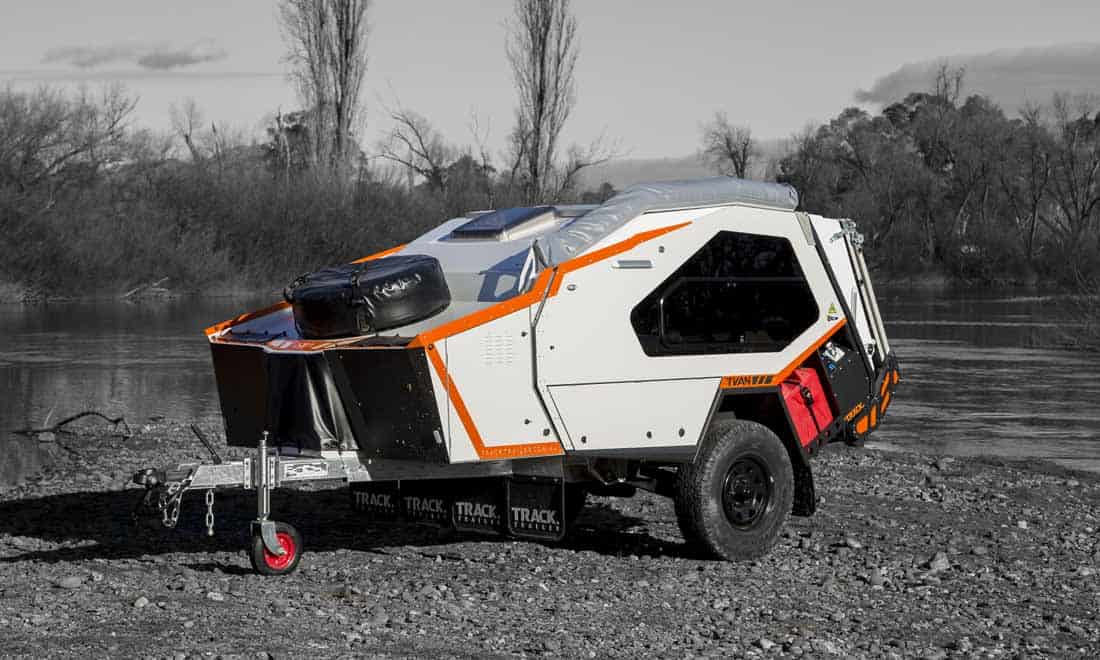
1 422 1098 659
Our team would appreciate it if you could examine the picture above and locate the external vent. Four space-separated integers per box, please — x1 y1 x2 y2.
451 206 557 241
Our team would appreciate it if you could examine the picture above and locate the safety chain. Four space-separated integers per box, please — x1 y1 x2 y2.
157 473 194 529
205 489 215 537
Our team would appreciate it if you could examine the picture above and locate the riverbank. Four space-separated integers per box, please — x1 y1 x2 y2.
0 422 1096 658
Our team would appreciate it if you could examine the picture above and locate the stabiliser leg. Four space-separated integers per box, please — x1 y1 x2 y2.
253 431 286 557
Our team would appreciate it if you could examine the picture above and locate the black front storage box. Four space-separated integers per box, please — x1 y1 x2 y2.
285 255 451 339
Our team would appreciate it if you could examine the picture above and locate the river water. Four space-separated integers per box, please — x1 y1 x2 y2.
2 289 1098 472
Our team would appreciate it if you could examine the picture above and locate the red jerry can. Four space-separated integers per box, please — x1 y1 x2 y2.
780 368 834 447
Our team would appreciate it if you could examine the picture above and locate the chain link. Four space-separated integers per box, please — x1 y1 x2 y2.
205 489 215 537
157 473 193 529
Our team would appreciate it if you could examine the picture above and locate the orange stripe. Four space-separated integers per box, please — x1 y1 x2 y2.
350 242 407 264
424 343 563 461
720 319 848 389
855 416 869 434
205 243 406 337
205 300 291 337
410 222 691 347
547 222 691 297
880 391 891 413
870 404 878 428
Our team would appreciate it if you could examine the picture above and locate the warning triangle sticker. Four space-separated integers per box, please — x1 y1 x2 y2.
827 303 840 320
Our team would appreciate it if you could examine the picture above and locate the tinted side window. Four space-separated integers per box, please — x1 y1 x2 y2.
630 231 818 356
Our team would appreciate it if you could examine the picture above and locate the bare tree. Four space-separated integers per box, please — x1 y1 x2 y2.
1048 93 1100 257
279 0 370 175
701 112 757 179
0 84 136 196
506 0 578 201
377 106 456 193
170 98 205 163
998 103 1053 264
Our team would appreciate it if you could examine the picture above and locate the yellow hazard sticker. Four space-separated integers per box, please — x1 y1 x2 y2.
827 303 840 321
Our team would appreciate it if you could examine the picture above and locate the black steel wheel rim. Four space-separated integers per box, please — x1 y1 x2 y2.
721 455 772 529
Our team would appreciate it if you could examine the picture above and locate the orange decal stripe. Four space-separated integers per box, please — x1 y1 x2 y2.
351 242 407 264
720 319 848 389
410 222 691 347
409 269 554 348
880 391 891 414
855 416 869 434
547 222 692 297
205 243 406 338
205 300 291 337
424 343 563 461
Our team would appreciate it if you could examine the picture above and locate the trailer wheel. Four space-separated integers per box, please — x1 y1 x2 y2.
675 420 793 560
249 522 303 576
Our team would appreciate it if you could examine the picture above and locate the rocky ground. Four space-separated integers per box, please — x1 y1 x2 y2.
0 421 1097 659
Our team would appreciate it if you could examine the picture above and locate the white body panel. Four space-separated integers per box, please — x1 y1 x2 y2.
442 310 558 462
548 378 719 451
536 206 840 384
531 205 843 453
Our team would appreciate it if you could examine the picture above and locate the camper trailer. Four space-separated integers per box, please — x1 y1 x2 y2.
134 177 899 575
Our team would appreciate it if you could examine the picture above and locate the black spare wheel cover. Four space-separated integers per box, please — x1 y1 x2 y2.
285 254 451 339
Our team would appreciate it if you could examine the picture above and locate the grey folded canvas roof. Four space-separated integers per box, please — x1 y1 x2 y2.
542 177 799 264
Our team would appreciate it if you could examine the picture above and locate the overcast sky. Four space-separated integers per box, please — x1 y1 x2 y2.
4 0 1100 158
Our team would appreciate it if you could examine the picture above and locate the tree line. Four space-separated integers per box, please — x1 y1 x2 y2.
3 1 1099 302
702 68 1100 286
0 0 615 300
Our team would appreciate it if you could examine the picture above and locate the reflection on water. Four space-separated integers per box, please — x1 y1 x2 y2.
1 289 1098 471
876 288 1100 472
0 298 270 434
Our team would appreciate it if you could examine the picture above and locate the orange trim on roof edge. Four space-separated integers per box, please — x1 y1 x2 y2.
423 343 563 461
719 319 848 390
351 242 407 264
204 243 407 337
409 222 692 347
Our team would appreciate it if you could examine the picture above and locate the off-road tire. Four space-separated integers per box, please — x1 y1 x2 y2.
675 420 793 560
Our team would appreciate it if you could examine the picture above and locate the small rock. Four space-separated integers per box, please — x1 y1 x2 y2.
90 571 104 583
756 638 776 651
1016 520 1028 530
1067 479 1080 488
206 591 226 602
868 568 885 587
844 537 863 550
57 576 83 590
712 598 730 610
1077 566 1095 577
369 609 389 626
928 552 951 573
971 545 989 556
133 596 150 609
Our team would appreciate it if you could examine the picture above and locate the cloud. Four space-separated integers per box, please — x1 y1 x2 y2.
41 40 228 70
856 43 1100 111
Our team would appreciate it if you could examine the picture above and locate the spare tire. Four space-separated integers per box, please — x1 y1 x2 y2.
285 254 451 339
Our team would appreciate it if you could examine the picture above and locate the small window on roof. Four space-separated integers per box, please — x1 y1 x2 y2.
450 206 556 241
